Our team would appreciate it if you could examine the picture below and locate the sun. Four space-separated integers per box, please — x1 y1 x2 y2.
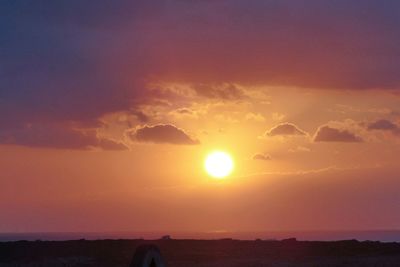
204 151 234 179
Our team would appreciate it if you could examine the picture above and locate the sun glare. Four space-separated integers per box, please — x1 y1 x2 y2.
204 151 234 179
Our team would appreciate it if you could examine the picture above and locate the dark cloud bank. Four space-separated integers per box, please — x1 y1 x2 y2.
2 0 400 149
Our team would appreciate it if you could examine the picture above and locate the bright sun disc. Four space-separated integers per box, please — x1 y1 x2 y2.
205 151 234 179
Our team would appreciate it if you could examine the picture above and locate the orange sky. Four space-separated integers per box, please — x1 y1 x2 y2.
1 1 400 234
2 87 400 233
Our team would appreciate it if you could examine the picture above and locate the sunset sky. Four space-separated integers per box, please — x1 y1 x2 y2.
1 0 400 234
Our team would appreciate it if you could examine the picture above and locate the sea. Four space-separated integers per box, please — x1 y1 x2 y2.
1 230 400 242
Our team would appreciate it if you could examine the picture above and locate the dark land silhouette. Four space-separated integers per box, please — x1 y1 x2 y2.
2 238 400 267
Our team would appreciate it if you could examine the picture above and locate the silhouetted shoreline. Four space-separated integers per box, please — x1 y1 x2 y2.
2 230 400 242
2 239 400 267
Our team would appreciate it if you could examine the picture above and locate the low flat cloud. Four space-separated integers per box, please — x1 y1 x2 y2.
253 153 271 161
314 125 363 143
266 123 307 136
129 124 199 145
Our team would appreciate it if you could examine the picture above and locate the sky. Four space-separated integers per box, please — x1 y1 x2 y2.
1 0 400 234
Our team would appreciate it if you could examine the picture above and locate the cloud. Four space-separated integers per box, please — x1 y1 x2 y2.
175 108 193 115
367 119 399 131
0 123 128 150
3 0 400 148
288 146 311 153
3 1 400 95
97 138 128 151
266 123 307 136
253 153 271 161
314 125 363 143
272 112 286 122
169 108 199 120
131 110 150 123
365 119 400 138
128 124 199 145
245 112 265 122
191 83 244 100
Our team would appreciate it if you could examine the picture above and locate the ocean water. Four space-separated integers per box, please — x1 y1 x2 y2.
1 230 400 242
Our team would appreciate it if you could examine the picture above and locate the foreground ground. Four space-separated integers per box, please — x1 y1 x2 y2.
1 239 400 267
